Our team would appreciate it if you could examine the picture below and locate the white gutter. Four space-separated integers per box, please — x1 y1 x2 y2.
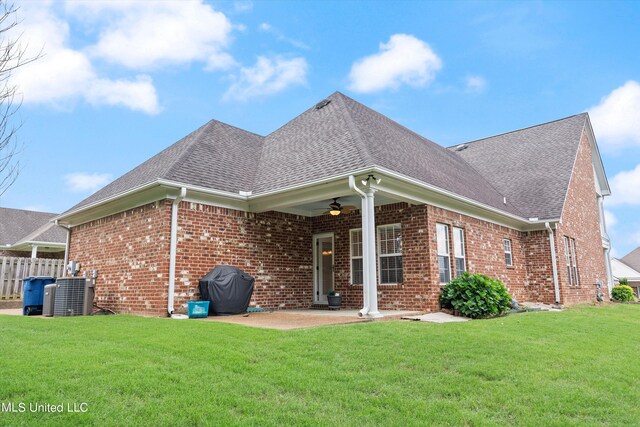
349 176 369 316
545 222 561 304
168 187 187 315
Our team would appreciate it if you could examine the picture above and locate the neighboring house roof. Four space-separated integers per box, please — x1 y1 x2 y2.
621 247 640 272
61 91 606 225
0 207 67 251
611 258 640 282
450 114 588 220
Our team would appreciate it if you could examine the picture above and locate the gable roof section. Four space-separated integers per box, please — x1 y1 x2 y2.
622 247 640 272
0 207 66 247
450 114 587 220
62 92 598 223
612 258 640 281
249 92 523 215
69 120 264 212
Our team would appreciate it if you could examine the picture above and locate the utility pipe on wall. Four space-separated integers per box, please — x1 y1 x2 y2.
54 220 71 273
168 187 187 315
545 222 561 304
349 175 369 316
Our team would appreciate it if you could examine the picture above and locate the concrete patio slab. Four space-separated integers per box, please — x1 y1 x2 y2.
402 312 469 323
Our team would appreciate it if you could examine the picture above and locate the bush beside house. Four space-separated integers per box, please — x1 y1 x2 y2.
439 272 512 319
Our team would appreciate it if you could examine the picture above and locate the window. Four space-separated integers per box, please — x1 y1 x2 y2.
377 224 403 284
570 238 579 286
436 223 451 283
503 239 513 266
564 236 580 287
350 229 363 285
453 227 466 278
563 236 573 286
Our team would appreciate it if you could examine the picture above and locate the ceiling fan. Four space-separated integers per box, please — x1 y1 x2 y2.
323 198 357 216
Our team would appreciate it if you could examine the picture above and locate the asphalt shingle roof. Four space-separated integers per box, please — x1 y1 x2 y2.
622 247 640 272
450 114 587 220
64 92 589 221
71 120 263 211
0 207 66 246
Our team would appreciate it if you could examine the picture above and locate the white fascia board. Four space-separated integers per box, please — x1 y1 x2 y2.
370 166 552 231
584 115 611 196
6 241 66 252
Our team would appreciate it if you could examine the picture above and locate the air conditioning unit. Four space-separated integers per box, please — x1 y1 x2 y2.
54 278 87 317
43 284 57 317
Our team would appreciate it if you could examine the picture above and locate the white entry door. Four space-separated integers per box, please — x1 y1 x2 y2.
313 233 334 304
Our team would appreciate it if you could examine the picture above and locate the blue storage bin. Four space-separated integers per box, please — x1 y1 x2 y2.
23 276 56 315
187 301 209 318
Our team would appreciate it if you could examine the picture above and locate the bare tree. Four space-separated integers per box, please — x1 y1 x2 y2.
0 2 39 196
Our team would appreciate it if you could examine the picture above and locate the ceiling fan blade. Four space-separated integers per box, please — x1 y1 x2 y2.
342 206 357 214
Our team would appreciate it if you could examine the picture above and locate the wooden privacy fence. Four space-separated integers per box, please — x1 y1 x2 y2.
0 257 65 300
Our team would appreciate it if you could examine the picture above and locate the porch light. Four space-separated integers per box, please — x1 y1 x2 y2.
329 209 341 216
361 174 381 186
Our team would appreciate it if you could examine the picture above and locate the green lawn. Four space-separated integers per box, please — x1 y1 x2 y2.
0 305 639 426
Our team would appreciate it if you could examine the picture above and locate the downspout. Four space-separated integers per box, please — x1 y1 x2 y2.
168 187 187 315
349 175 369 316
55 220 71 275
545 222 561 304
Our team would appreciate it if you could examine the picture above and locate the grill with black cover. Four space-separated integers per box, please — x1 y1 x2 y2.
198 266 255 315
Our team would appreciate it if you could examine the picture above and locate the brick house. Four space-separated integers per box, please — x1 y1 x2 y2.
55 92 613 316
0 207 67 259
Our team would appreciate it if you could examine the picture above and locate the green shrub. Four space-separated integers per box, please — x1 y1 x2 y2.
612 285 635 302
619 278 629 286
439 272 512 319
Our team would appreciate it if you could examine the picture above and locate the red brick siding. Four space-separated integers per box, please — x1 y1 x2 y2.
68 201 172 315
172 202 313 311
522 230 557 304
555 130 607 304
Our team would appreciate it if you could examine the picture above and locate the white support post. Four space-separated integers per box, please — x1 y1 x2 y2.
365 187 382 318
30 245 38 259
359 193 370 316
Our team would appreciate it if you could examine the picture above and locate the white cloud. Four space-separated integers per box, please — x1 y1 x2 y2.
65 172 112 193
234 1 254 13
604 209 618 228
224 56 307 101
66 1 236 71
608 163 640 206
465 75 487 93
12 4 160 114
257 22 309 50
348 34 442 93
589 81 640 148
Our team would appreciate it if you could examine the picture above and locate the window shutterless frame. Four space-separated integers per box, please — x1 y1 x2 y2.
377 224 403 284
349 228 363 285
436 223 451 284
570 238 579 287
503 238 513 267
563 236 573 286
453 227 466 278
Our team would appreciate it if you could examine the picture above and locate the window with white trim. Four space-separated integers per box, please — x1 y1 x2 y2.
453 227 466 278
436 223 451 284
377 224 403 284
350 229 363 285
503 239 513 266
564 236 580 287
570 238 579 287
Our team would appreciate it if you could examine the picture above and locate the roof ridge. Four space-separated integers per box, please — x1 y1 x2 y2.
332 92 373 166
163 119 219 180
448 113 588 148
0 206 58 216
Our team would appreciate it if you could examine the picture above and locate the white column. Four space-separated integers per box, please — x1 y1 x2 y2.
30 245 38 259
365 187 382 318
359 193 370 316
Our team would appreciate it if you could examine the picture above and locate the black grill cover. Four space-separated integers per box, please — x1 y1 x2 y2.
198 266 255 316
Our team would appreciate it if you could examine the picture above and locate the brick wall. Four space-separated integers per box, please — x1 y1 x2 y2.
172 202 313 311
555 130 607 304
68 201 172 315
67 142 605 316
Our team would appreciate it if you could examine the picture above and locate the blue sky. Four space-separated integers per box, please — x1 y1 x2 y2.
2 0 640 257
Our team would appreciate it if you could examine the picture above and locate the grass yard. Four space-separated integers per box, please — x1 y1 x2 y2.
0 304 639 426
